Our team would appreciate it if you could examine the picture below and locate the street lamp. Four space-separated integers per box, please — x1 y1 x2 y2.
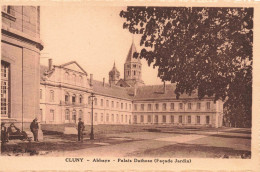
89 92 95 140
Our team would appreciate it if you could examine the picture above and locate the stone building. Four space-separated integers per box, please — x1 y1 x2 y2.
1 6 44 129
40 42 223 128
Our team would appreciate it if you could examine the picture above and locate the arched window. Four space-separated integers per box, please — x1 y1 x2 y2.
79 95 83 104
65 109 70 122
72 94 76 104
72 110 77 123
65 93 69 104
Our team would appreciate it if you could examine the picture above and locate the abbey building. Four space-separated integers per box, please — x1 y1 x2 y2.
39 42 224 128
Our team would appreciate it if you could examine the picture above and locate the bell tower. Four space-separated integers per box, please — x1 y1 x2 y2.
124 41 144 87
109 62 120 85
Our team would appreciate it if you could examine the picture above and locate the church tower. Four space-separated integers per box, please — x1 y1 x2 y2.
124 41 144 87
109 62 120 85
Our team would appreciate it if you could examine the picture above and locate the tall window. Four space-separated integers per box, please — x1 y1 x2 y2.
197 102 201 110
79 110 83 118
40 89 42 99
148 104 152 111
129 104 132 110
111 101 114 108
65 109 70 121
49 90 54 102
101 113 104 122
125 103 127 110
134 104 137 110
188 116 191 124
179 115 182 123
179 103 183 110
188 103 192 109
155 104 159 110
125 115 127 123
121 103 123 109
111 114 114 122
163 103 167 111
148 115 152 123
50 109 55 121
141 104 144 111
101 99 103 106
116 114 119 123
106 100 109 107
39 109 43 121
79 95 82 104
94 98 97 106
162 115 166 123
94 113 98 122
106 114 109 122
141 115 144 123
207 102 211 109
72 94 76 104
72 110 76 122
155 115 158 123
196 116 200 124
121 115 123 123
206 116 210 124
171 116 174 123
170 103 174 110
65 93 69 103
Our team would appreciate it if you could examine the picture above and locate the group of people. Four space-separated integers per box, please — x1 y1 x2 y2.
1 118 39 143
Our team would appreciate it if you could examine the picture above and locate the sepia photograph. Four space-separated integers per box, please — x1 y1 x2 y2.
0 1 258 171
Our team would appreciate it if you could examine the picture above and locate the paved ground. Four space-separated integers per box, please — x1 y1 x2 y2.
1 126 251 158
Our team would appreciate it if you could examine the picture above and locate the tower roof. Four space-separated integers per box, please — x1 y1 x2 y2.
125 41 141 63
109 62 120 75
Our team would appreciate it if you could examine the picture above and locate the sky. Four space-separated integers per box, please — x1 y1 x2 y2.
40 5 164 85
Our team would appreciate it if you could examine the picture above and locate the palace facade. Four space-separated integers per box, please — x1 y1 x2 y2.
40 42 224 128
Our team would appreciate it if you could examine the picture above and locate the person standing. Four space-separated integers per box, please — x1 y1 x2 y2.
30 118 39 142
78 118 85 142
1 123 9 143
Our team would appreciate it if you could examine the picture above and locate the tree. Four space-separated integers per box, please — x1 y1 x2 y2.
120 7 253 127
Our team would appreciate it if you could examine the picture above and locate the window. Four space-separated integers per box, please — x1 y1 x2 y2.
101 113 104 122
121 103 123 109
133 115 137 124
2 6 15 16
134 71 136 75
116 102 119 108
170 103 174 110
79 110 83 118
111 114 114 122
106 100 109 107
127 65 130 68
125 115 127 123
207 102 211 109
79 75 83 85
141 115 144 123
196 116 200 124
163 103 167 111
155 104 159 110
94 98 97 106
50 90 54 102
188 103 192 109
121 115 123 123
94 113 97 122
72 94 76 104
171 116 174 123
133 64 136 68
179 115 182 123
148 115 152 122
148 104 152 111
125 103 127 110
128 71 130 76
111 101 114 108
40 89 42 99
134 104 137 110
1 62 10 117
206 116 210 124
65 93 69 103
141 104 144 111
101 99 103 106
65 72 69 82
197 103 201 110
116 114 119 123
39 109 43 121
50 109 55 121
188 116 191 124
79 95 83 104
106 114 109 122
129 104 132 110
155 115 158 123
163 115 166 123
72 110 76 122
179 103 183 110
65 110 70 121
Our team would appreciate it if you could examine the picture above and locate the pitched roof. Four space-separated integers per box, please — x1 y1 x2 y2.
59 61 88 75
92 80 133 100
109 62 120 75
133 84 199 101
125 42 141 63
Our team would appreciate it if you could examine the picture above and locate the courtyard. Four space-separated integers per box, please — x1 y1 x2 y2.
1 125 251 158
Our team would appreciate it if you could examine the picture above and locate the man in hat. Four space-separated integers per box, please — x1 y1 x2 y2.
1 122 9 143
30 118 39 142
78 118 85 142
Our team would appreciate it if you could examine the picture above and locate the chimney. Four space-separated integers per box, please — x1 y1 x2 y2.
103 78 105 87
163 81 166 94
90 74 93 86
48 58 53 70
